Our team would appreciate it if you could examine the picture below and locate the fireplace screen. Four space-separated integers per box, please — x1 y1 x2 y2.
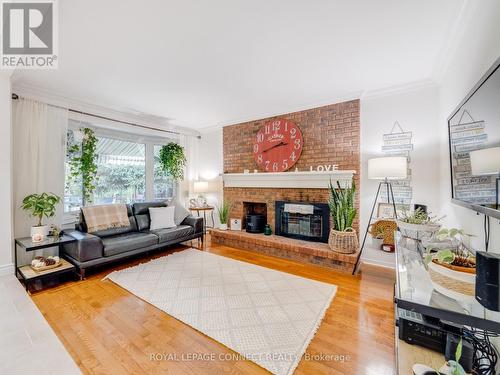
275 201 330 243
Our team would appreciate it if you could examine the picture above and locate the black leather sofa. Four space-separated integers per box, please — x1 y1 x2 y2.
62 201 203 278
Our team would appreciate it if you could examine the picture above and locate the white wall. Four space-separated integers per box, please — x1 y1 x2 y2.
360 85 440 267
438 0 500 252
0 72 13 275
194 1 500 264
198 128 224 227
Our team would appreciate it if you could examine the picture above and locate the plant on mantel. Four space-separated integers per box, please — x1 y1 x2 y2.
67 127 98 204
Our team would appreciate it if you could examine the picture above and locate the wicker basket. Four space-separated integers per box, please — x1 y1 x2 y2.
370 220 397 245
328 228 359 254
428 260 475 302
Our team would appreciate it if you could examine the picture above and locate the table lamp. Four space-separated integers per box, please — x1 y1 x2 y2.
470 147 500 209
353 156 407 274
193 181 209 206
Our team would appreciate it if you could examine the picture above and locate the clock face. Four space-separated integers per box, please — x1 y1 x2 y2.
253 119 303 172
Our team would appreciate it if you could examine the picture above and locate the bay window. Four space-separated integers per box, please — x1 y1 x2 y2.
94 137 146 204
64 121 177 220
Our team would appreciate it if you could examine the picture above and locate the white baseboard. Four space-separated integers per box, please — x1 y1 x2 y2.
361 258 396 269
0 263 14 276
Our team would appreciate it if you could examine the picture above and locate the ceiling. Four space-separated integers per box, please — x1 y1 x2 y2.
12 0 465 130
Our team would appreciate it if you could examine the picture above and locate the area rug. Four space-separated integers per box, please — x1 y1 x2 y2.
105 249 337 375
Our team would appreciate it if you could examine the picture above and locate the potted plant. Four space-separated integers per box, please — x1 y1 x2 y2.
21 193 61 242
67 127 98 204
425 228 476 303
158 143 187 181
217 200 231 230
397 207 443 241
412 338 466 375
369 225 384 249
328 179 358 254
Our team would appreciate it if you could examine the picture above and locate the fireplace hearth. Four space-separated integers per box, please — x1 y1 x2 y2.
275 201 330 243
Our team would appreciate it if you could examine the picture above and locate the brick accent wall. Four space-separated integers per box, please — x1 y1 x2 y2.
223 99 360 234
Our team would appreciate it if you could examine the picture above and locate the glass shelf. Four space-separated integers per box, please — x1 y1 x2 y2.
394 232 500 333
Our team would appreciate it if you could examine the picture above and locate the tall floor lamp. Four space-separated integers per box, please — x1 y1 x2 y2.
470 147 500 209
352 156 408 275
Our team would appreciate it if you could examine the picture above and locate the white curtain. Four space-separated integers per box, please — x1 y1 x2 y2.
179 134 200 204
13 99 68 237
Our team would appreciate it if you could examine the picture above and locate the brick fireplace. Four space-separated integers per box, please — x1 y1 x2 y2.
212 99 360 271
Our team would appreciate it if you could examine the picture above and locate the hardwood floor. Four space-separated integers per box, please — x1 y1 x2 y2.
30 237 396 375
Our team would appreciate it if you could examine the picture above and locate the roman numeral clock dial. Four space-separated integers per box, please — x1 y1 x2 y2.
253 119 303 172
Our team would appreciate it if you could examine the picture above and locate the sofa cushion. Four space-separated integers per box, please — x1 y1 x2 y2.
102 232 159 257
133 201 168 231
169 199 191 226
150 225 194 243
149 206 176 230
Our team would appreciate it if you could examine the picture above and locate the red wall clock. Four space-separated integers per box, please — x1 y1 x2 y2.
253 119 303 172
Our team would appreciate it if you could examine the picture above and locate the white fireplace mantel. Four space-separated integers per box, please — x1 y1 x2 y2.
222 170 356 189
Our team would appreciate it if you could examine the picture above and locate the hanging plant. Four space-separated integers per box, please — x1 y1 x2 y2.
158 143 186 181
67 127 98 204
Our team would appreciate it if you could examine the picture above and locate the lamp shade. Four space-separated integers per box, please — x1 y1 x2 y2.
193 181 209 193
470 147 500 175
368 157 407 180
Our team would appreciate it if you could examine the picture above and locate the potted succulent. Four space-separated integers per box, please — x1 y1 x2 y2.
328 179 358 254
21 193 61 242
425 228 476 303
217 200 231 230
397 207 443 241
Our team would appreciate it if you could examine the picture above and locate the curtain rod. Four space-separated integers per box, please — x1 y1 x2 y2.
11 93 201 139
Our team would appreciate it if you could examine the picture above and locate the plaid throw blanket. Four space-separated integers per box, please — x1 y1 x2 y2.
82 204 130 233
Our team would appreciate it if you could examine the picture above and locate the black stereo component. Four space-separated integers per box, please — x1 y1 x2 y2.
476 251 500 311
397 308 462 353
246 214 266 233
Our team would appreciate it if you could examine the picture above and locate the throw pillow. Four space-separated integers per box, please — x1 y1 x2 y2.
169 199 191 225
149 206 176 230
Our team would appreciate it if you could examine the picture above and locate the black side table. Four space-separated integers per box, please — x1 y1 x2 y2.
15 235 77 292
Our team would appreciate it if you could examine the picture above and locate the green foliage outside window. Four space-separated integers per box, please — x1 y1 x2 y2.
95 164 145 203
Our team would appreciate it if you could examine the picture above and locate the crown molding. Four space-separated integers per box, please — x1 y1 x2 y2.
198 78 443 133
360 79 438 100
198 91 363 132
11 83 201 137
198 124 224 134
